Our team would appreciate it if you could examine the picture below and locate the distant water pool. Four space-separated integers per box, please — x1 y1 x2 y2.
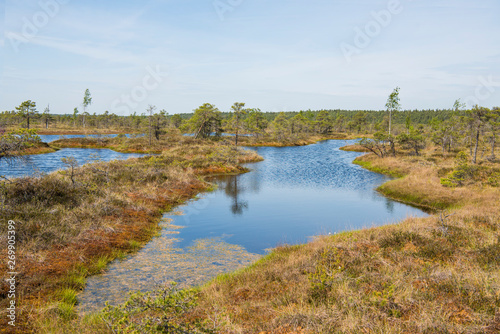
0 148 148 178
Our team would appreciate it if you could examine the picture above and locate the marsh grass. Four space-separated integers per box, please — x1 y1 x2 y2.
12 141 58 156
0 140 262 333
5 140 499 333
59 289 78 306
236 134 361 147
50 131 199 154
89 144 500 334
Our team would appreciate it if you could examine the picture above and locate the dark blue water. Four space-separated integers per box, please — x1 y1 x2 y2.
0 148 148 178
78 140 427 313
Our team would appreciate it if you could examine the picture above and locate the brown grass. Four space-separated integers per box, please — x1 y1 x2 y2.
0 141 262 333
88 144 500 334
238 134 363 147
9 125 139 136
339 144 371 152
187 205 500 333
354 146 499 211
6 140 500 333
5 142 58 157
50 132 192 153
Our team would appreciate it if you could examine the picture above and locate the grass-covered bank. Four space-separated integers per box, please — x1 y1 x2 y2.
78 145 500 334
11 141 58 156
352 148 499 211
50 133 365 152
237 133 365 147
8 126 140 136
1 129 58 159
0 141 262 333
49 134 183 154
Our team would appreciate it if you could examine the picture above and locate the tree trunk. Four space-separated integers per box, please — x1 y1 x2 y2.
390 138 396 157
235 113 239 147
194 122 204 139
473 129 480 164
388 110 392 135
469 135 473 156
492 132 496 159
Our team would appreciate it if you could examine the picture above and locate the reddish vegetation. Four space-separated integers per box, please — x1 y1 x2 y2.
0 142 262 333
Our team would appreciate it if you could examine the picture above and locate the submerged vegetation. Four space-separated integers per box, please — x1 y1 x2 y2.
0 135 262 332
1 90 499 333
6 134 495 333
65 143 498 334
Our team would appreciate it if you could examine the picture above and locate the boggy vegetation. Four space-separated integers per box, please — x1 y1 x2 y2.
2 91 499 333
3 92 499 154
47 142 499 334
0 138 262 333
0 129 56 162
50 130 197 154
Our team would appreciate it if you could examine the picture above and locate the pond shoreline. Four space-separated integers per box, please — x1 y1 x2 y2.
73 142 499 333
0 143 262 333
9 137 498 333
76 139 426 316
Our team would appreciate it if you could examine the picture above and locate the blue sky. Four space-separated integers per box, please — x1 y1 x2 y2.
1 0 499 115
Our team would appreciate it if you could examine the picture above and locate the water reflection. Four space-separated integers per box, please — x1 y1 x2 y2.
385 198 395 213
79 140 429 312
169 140 428 254
217 176 249 215
0 148 149 179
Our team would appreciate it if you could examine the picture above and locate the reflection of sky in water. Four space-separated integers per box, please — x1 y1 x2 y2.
0 148 148 178
174 140 426 253
79 140 428 313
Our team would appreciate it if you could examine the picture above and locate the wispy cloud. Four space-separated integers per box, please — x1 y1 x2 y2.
24 35 140 64
1 0 499 114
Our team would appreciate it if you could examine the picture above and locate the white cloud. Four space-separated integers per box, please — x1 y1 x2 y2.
25 35 140 64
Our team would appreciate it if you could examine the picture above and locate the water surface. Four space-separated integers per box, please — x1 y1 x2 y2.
0 148 148 178
78 140 427 313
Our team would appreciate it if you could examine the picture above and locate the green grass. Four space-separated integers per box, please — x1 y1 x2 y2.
0 139 263 332
59 289 78 306
79 146 500 333
353 159 406 178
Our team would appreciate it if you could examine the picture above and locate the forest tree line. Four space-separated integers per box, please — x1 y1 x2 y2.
1 88 499 165
0 100 488 135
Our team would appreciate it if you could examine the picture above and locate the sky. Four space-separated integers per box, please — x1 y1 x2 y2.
0 0 499 115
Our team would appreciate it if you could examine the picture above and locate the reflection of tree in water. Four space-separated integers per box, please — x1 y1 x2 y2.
223 176 249 216
246 166 261 193
385 198 394 213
